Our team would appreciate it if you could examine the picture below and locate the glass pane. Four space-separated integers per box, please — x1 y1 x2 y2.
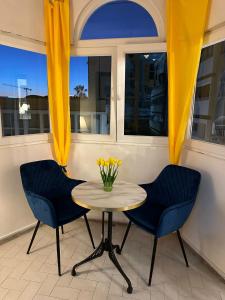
0 45 49 137
70 56 111 134
124 53 168 136
81 1 157 40
192 40 225 145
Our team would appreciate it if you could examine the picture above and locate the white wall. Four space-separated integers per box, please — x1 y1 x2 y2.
0 141 52 240
181 144 225 279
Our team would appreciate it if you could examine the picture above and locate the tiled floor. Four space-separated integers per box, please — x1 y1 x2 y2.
0 218 224 300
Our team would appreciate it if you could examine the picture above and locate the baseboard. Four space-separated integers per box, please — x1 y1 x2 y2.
0 222 37 243
182 233 225 280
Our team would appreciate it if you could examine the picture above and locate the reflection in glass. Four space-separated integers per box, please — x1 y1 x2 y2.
124 53 168 136
192 40 225 145
0 45 49 136
70 56 111 134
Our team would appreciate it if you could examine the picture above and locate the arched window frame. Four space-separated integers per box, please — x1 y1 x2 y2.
73 0 165 48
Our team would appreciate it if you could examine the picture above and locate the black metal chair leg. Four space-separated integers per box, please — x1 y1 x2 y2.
118 221 132 254
61 225 64 234
102 212 105 240
27 220 40 254
148 236 158 286
177 230 189 267
56 227 61 276
84 214 95 249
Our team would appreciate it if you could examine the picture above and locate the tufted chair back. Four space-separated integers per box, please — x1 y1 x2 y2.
20 159 72 200
149 164 201 207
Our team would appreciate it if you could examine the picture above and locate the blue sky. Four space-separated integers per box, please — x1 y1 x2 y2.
0 0 157 97
81 0 157 39
0 45 88 97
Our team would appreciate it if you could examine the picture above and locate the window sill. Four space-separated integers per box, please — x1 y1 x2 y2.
0 133 50 148
71 135 168 148
184 139 225 161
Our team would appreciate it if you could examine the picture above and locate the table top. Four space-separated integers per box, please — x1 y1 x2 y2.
72 181 147 212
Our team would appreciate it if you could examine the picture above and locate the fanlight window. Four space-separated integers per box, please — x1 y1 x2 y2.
81 0 158 40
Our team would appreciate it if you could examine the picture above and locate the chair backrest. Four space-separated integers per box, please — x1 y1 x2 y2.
20 160 69 200
150 165 201 207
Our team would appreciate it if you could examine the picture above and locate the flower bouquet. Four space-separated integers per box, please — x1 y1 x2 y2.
97 157 122 192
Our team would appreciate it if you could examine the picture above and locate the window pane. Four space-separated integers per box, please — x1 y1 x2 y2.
192 41 225 145
124 53 168 136
81 1 157 40
70 56 111 134
0 45 49 137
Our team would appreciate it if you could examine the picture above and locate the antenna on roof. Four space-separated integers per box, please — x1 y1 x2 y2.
2 83 32 97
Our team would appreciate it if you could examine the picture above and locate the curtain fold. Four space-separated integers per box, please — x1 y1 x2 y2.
167 0 210 164
44 0 71 168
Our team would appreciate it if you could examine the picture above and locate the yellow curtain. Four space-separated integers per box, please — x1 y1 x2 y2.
167 0 210 164
44 0 71 168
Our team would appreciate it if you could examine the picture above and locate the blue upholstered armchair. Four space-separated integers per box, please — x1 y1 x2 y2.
20 159 95 276
120 164 201 285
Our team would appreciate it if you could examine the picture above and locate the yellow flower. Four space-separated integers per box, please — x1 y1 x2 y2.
97 157 121 168
104 160 109 167
109 157 115 166
117 160 122 166
101 159 106 166
97 158 105 166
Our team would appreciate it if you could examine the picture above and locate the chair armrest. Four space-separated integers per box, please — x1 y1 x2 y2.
67 178 85 192
59 171 85 194
156 200 194 238
25 191 57 228
139 182 154 196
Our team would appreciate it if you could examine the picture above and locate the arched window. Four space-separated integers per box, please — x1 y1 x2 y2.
81 0 158 40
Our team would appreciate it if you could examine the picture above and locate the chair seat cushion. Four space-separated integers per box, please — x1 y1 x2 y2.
124 201 166 235
53 196 88 226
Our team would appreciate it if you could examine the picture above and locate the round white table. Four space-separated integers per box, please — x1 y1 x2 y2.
71 181 147 294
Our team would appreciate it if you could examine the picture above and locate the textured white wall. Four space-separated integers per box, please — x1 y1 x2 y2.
0 142 52 239
181 147 225 279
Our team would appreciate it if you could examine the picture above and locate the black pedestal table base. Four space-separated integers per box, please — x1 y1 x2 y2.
71 211 133 294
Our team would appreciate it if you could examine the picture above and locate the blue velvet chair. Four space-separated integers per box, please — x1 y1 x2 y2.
20 159 95 276
119 164 201 285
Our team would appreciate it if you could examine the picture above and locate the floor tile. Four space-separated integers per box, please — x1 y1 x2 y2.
70 278 97 292
0 288 8 299
38 275 59 296
22 270 47 283
51 286 79 299
1 278 28 292
77 290 93 300
3 290 21 300
18 281 41 299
